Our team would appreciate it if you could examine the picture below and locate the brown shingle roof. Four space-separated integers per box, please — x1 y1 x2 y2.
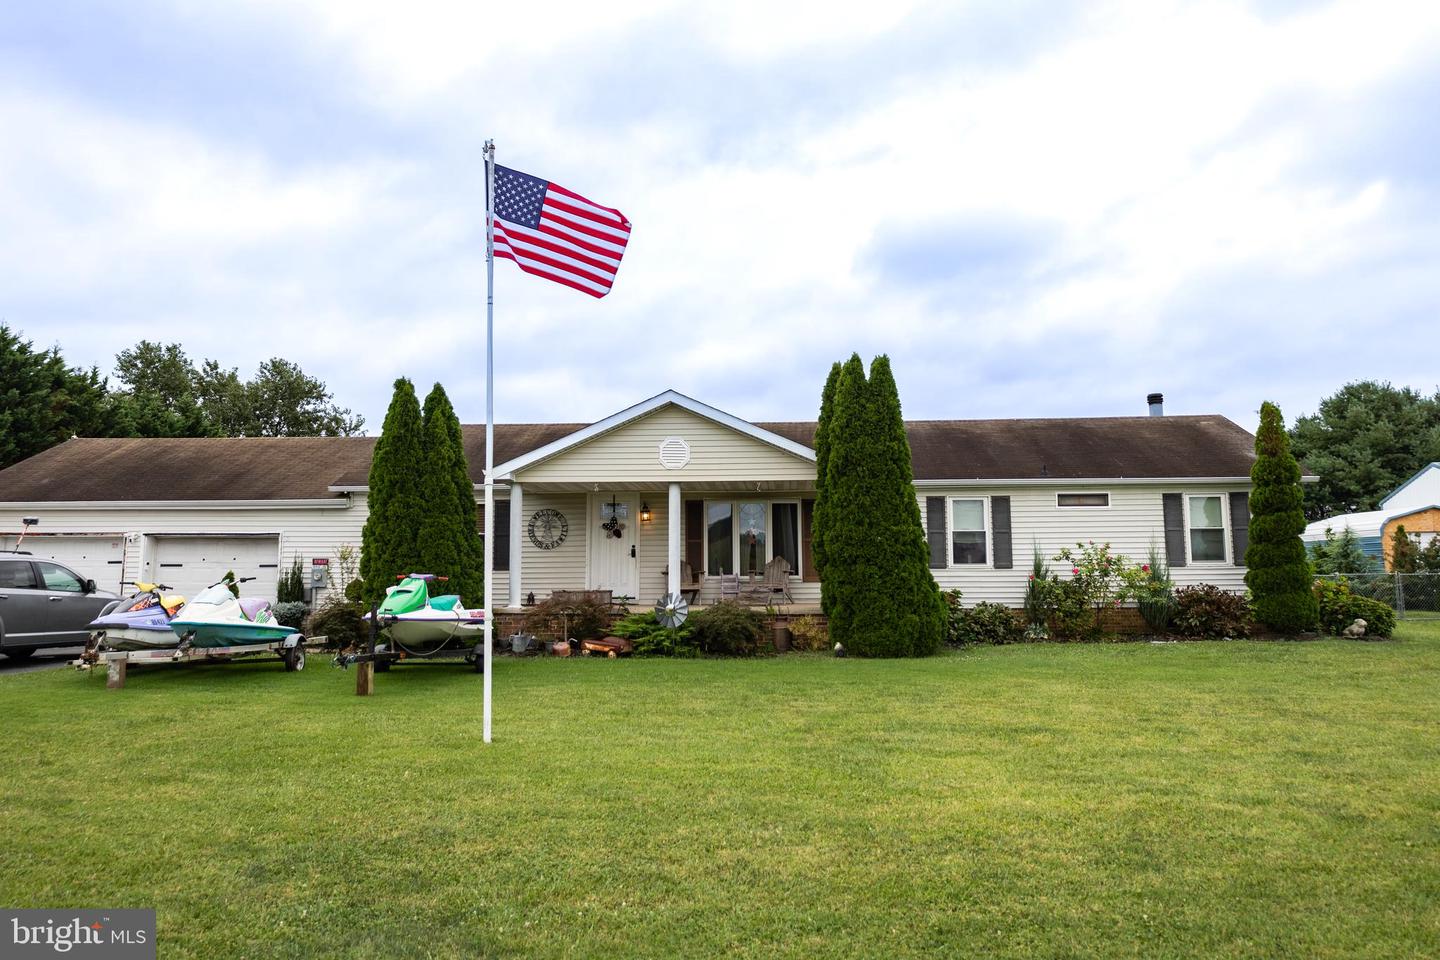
757 415 1258 481
0 424 583 502
0 414 1256 502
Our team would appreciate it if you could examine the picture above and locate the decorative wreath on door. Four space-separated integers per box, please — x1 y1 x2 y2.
600 496 627 539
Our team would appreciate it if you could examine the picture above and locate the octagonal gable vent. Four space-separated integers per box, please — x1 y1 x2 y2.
658 436 691 469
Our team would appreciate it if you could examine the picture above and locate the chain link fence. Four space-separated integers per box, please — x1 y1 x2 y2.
1316 572 1440 619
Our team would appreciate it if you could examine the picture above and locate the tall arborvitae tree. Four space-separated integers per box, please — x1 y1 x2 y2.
419 384 485 605
1245 401 1318 632
359 379 428 605
821 355 876 651
867 356 946 656
811 361 843 613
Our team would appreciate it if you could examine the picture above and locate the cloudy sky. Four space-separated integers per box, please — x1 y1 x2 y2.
2 0 1437 433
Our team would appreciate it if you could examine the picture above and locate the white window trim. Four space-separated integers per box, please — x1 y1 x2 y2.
949 496 991 568
701 498 803 577
1185 492 1228 565
1056 492 1111 509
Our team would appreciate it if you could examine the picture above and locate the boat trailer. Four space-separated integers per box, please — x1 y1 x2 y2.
74 633 312 690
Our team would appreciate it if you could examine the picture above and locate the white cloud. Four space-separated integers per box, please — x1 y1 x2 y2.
3 0 1439 430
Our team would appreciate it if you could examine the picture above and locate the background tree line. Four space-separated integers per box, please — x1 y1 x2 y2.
1289 380 1440 521
1 323 362 468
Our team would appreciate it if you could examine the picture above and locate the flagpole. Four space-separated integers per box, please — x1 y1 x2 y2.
482 138 495 744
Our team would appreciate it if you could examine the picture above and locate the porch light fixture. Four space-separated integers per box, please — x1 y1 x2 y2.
640 502 652 523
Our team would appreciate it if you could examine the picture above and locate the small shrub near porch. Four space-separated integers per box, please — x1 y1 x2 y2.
689 602 767 657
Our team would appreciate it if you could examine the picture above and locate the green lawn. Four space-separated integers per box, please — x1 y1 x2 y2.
3 627 1439 959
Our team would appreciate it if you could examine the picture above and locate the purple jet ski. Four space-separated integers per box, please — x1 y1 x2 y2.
86 582 188 652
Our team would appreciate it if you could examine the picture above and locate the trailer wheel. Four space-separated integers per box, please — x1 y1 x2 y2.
284 644 306 672
374 657 392 672
471 642 485 674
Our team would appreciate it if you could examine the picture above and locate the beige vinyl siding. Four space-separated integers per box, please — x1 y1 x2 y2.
517 406 813 486
636 495 670 603
507 491 586 601
923 483 1249 606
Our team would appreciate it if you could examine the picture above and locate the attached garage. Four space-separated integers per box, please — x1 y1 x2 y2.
0 534 128 593
143 535 281 600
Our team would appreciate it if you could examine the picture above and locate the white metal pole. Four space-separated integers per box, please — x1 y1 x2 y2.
483 139 496 744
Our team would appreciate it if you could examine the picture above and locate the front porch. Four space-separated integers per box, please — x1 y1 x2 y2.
495 480 821 614
487 391 823 615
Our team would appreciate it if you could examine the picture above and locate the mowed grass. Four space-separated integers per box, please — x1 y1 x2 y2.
2 626 1439 959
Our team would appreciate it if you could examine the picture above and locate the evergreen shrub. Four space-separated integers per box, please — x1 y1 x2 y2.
1246 401 1319 632
273 601 308 629
949 601 1024 645
609 612 698 657
1313 579 1396 638
1172 585 1253 639
690 602 766 656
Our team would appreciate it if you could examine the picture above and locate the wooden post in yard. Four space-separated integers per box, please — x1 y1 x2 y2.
357 600 378 696
356 660 374 696
106 658 126 690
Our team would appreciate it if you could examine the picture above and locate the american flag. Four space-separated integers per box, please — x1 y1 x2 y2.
490 164 632 298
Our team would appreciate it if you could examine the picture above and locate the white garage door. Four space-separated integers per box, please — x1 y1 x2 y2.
0 535 127 593
144 536 281 601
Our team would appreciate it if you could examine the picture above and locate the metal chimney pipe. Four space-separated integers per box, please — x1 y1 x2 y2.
1147 392 1164 416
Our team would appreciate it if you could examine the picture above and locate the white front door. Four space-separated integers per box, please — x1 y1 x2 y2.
590 495 638 600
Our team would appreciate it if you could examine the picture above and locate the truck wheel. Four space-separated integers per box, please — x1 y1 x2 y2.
4 647 36 662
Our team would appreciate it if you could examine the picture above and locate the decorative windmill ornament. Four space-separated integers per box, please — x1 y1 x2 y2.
655 593 689 629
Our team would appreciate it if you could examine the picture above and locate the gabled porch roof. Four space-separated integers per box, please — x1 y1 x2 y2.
489 389 816 482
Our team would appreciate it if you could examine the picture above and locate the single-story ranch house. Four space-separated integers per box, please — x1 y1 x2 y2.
0 390 1267 610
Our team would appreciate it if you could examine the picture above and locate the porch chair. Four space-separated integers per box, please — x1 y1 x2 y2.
717 573 741 603
762 556 793 604
679 560 701 605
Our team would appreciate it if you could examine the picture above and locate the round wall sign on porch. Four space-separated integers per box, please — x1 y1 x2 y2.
528 508 569 550
658 436 691 469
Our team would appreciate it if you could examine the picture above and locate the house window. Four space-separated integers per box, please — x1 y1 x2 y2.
1189 495 1226 562
704 499 802 576
951 498 987 565
738 502 767 575
771 503 799 573
1057 493 1109 508
707 503 733 576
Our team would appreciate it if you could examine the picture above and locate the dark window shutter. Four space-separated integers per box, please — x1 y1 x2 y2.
492 500 511 572
1162 493 1186 567
801 498 818 581
684 500 704 580
991 496 1013 569
1229 492 1250 567
926 496 947 569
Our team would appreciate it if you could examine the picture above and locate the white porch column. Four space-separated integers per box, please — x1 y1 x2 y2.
667 481 682 596
508 482 524 608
